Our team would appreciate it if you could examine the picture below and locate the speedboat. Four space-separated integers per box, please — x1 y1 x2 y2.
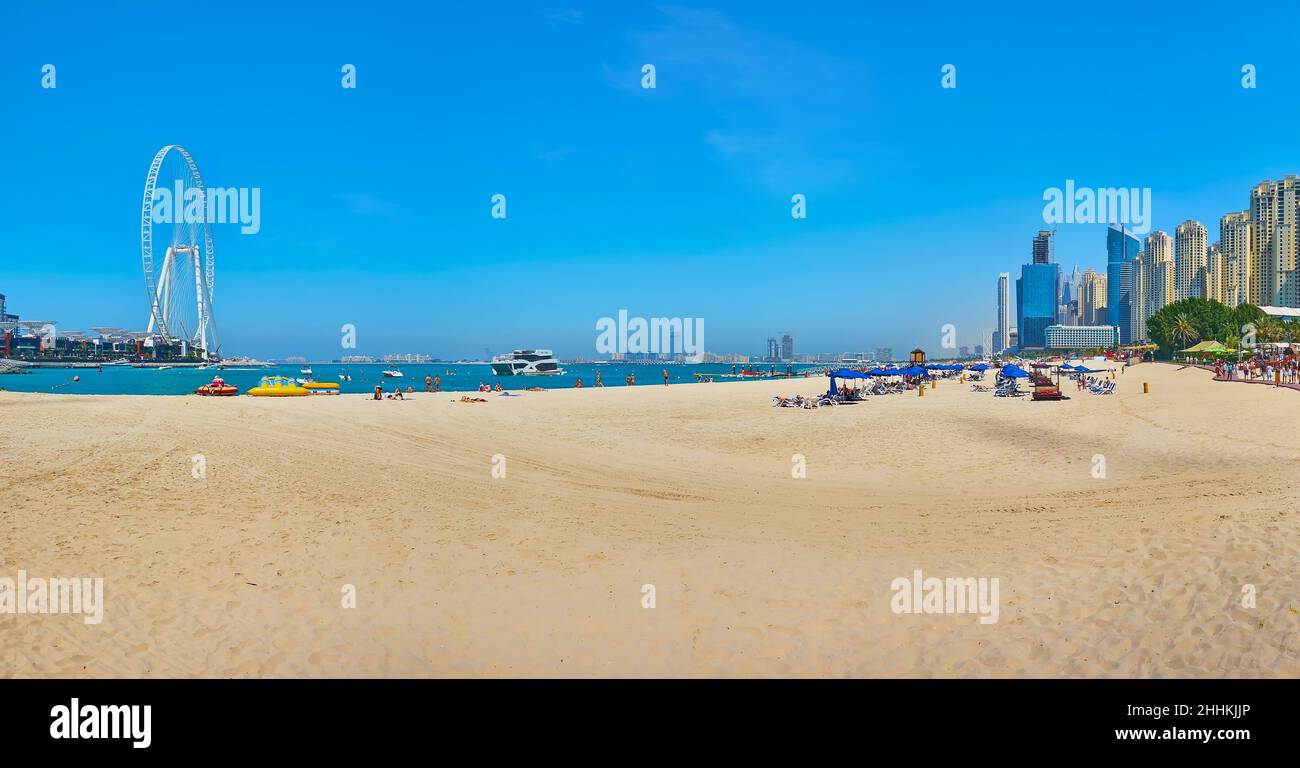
300 367 313 375
246 376 310 397
490 349 564 376
382 369 404 378
195 375 238 396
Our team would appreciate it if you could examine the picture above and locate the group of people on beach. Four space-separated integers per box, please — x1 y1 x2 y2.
363 367 673 397
372 385 414 400
1214 351 1300 385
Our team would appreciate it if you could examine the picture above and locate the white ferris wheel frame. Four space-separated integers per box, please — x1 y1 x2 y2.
140 144 219 356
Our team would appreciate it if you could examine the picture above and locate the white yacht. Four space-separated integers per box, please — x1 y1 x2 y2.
491 349 564 376
382 369 404 378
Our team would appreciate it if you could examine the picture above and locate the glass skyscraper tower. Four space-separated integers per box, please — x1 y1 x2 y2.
1107 225 1142 344
1017 231 1059 349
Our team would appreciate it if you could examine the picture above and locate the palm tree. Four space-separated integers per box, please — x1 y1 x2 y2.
1255 317 1284 343
1172 314 1199 348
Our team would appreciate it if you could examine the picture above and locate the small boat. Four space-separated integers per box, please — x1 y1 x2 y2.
300 367 313 375
382 369 404 378
339 369 352 382
195 375 238 396
246 376 311 397
157 365 174 371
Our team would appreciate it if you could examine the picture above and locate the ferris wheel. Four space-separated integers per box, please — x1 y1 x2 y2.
140 144 219 357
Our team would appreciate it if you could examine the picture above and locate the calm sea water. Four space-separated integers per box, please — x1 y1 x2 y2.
0 363 824 396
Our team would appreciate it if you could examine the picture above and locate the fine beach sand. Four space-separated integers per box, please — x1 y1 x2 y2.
1 362 1297 678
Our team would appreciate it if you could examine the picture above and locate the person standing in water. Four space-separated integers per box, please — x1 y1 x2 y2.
425 374 433 393
663 368 669 386
434 375 441 392
595 370 603 387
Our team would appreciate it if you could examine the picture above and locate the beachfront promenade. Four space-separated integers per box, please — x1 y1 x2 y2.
1186 362 1300 393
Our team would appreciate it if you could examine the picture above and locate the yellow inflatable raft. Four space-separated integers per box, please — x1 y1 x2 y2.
301 381 340 394
246 376 310 397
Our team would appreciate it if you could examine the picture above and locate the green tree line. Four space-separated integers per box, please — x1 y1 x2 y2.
1145 298 1299 357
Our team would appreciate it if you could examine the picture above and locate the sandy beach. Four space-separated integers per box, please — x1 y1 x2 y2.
1 362 1297 678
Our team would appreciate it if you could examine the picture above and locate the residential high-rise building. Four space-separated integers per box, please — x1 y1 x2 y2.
1207 243 1229 304
1174 220 1208 301
875 347 893 363
1133 231 1174 342
1107 225 1141 344
1078 268 1108 325
1032 230 1054 264
780 333 794 362
995 273 1010 352
1249 175 1300 306
766 336 778 361
1220 211 1252 307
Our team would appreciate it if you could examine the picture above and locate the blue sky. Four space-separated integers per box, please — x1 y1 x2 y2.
2 1 1298 359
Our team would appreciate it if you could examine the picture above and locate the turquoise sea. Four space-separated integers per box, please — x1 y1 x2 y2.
0 363 824 396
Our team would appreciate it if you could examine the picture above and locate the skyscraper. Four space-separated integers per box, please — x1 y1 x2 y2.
780 333 794 362
1219 211 1252 307
1207 242 1228 304
1249 175 1300 306
1032 230 1054 264
1079 268 1108 325
1132 231 1173 342
995 273 1010 352
766 336 778 361
1107 225 1141 344
1059 265 1082 324
1174 220 1208 302
1018 260 1059 350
